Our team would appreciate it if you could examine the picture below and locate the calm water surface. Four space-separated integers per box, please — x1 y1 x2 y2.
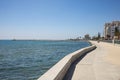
0 40 90 80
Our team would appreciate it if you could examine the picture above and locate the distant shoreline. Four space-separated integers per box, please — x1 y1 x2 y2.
0 39 88 42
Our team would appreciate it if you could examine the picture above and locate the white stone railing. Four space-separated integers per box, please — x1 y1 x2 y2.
37 45 96 80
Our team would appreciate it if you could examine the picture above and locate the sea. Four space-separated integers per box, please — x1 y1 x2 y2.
0 40 90 80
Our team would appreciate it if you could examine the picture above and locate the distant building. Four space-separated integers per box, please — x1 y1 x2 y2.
104 21 120 40
84 34 91 40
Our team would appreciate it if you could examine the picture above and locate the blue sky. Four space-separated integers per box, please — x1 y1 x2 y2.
0 0 120 40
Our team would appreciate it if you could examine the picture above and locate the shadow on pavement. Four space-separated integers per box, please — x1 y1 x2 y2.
63 47 96 80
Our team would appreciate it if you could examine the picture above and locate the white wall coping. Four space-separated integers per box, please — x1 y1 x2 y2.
37 45 96 80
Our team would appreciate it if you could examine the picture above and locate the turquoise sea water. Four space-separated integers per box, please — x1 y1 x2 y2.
0 40 90 80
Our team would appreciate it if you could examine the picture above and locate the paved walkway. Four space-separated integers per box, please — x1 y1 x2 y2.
65 41 120 80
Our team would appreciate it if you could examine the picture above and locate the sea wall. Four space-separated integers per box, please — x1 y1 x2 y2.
37 45 96 80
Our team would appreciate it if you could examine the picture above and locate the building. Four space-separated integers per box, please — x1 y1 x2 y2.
104 21 120 40
84 34 91 40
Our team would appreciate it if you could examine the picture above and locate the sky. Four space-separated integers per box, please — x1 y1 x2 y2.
0 0 120 40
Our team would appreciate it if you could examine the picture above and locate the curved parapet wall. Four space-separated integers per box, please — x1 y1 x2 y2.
37 45 96 80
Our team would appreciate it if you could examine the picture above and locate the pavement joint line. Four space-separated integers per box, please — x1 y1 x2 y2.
78 64 92 65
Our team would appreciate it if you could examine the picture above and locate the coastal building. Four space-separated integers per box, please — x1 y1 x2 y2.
104 21 120 40
84 34 91 40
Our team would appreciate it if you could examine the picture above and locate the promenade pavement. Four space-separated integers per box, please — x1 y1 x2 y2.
66 41 120 80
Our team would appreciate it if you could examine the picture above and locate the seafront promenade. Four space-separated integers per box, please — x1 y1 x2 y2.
38 41 120 80
67 41 120 80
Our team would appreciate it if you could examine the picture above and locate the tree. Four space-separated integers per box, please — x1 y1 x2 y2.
98 32 101 40
114 27 120 39
107 35 110 40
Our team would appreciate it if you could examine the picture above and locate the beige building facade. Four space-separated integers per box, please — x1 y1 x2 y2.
104 21 120 40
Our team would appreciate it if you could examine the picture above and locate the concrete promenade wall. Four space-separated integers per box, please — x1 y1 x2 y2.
37 45 96 80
